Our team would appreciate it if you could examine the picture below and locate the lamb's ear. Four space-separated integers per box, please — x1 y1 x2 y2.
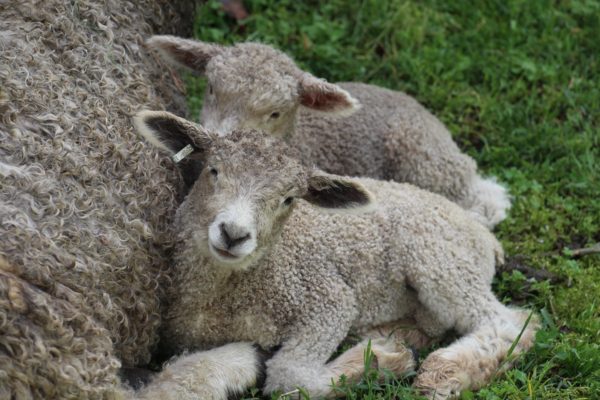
146 35 223 74
133 110 211 188
303 173 374 212
297 73 361 117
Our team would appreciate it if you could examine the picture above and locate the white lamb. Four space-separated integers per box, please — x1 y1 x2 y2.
133 111 538 400
145 36 511 229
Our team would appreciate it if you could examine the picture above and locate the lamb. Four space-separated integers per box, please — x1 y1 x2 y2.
133 110 539 400
144 36 512 229
0 1 262 398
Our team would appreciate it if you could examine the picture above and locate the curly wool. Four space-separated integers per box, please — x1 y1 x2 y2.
0 0 196 398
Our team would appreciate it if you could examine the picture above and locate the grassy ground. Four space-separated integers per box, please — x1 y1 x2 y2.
185 1 600 398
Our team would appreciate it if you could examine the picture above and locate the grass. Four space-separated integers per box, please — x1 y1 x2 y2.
186 0 600 398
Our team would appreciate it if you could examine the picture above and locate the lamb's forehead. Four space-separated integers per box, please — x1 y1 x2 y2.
210 130 307 184
206 42 300 107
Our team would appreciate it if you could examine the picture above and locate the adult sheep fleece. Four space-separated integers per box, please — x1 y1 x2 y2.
0 0 197 398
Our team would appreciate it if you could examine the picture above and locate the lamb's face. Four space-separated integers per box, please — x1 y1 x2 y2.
146 37 361 138
133 111 374 271
184 131 308 270
201 43 301 138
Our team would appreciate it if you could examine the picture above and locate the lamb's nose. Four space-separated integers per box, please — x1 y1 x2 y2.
219 222 251 249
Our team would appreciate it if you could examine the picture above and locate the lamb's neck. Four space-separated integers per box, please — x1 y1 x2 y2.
172 250 233 304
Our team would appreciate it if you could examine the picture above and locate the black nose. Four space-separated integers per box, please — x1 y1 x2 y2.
220 223 251 249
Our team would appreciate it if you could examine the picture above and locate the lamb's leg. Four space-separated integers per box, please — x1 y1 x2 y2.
414 306 539 400
134 323 423 399
134 331 417 400
135 342 262 400
263 290 417 399
261 291 364 399
263 327 351 397
406 252 539 400
265 334 416 399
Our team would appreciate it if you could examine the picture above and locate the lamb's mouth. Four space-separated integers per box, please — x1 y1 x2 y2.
210 244 242 261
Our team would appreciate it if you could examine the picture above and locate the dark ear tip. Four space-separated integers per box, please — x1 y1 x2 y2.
132 110 194 154
305 177 373 209
332 181 372 207
349 184 372 206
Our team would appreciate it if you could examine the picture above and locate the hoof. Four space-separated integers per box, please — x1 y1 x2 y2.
370 337 417 376
413 354 466 400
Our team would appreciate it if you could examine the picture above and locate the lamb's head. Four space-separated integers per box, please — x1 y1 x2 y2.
146 36 360 138
134 110 373 271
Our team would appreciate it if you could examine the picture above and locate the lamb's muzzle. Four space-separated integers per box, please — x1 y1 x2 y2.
208 197 257 265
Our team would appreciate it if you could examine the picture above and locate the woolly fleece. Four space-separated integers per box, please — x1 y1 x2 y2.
0 0 196 398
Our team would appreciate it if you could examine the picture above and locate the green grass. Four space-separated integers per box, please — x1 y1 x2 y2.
186 0 600 398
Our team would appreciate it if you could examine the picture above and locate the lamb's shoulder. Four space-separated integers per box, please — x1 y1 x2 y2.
274 202 387 275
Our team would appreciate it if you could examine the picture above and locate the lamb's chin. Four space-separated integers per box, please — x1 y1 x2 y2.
216 258 254 272
206 246 253 271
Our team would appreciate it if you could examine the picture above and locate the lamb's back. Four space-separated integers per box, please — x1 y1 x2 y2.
276 178 499 294
292 82 476 200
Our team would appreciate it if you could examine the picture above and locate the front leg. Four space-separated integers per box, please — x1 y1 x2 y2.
264 293 358 398
136 342 262 400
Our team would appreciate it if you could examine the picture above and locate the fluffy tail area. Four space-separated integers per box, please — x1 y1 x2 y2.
462 175 512 229
135 342 263 400
413 308 539 400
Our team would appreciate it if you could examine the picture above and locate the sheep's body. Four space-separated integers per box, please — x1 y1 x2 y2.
293 83 481 210
165 179 499 353
147 37 511 228
0 1 200 398
163 180 522 398
133 117 538 399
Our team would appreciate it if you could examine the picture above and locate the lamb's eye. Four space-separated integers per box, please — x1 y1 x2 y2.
270 112 280 120
283 197 294 206
209 167 218 178
208 84 214 95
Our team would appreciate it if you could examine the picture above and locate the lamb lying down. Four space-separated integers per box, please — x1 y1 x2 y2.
134 111 538 400
146 36 511 229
